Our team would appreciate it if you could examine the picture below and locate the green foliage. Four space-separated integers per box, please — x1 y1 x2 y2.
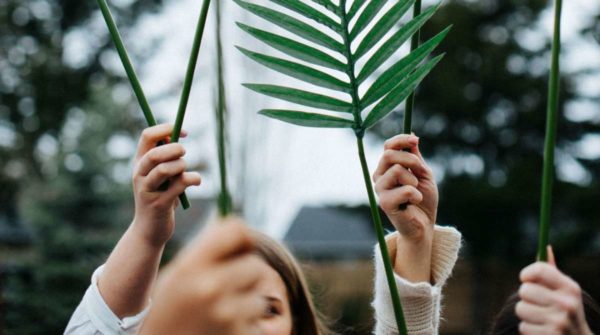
235 0 448 134
236 1 449 333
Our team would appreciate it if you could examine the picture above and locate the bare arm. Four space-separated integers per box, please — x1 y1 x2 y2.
98 124 201 318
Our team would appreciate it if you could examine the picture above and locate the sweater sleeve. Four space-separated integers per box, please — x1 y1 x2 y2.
372 225 462 335
64 265 150 335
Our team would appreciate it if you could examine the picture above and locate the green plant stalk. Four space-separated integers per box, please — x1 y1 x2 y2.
339 1 408 333
537 0 562 262
167 0 213 210
357 137 409 335
97 0 190 208
403 0 422 134
215 0 232 217
171 0 212 143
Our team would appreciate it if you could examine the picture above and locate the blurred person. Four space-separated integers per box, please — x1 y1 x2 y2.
490 247 600 335
64 124 461 334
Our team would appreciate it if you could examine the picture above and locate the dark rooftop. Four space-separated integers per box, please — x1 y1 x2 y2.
284 205 394 261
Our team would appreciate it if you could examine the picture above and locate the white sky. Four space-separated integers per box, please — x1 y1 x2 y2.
63 0 600 238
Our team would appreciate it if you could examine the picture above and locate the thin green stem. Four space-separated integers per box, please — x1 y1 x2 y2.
357 137 409 335
97 0 156 126
215 0 232 217
403 0 422 134
339 1 408 333
97 0 190 208
537 0 562 262
171 0 212 143
168 0 212 210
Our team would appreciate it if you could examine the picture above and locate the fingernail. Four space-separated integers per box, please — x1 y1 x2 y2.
409 136 419 145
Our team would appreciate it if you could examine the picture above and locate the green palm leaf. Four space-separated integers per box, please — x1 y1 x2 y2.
236 2 449 333
357 4 440 83
269 0 342 33
244 84 353 113
237 47 351 93
354 0 415 60
363 54 444 129
259 109 354 128
350 0 387 39
361 27 450 108
347 0 367 20
311 0 339 14
233 0 344 54
236 23 346 71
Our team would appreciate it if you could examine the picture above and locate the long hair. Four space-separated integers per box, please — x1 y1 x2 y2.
489 290 600 334
251 231 333 335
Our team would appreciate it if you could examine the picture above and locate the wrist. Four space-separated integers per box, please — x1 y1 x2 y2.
130 217 171 249
388 233 433 283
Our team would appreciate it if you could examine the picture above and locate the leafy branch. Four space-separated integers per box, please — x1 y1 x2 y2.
235 0 449 332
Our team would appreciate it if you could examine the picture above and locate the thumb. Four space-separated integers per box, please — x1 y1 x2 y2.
547 245 557 267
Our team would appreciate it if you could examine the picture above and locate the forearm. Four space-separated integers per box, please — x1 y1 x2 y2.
390 233 432 283
98 222 165 318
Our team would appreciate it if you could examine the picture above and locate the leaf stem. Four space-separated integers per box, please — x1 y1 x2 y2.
339 1 408 333
215 0 232 217
97 0 190 208
357 137 409 335
403 0 422 134
537 0 562 262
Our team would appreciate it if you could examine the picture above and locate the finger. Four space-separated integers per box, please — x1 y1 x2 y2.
212 254 264 292
162 172 201 199
136 143 186 176
520 262 571 290
192 221 255 263
378 185 423 212
373 150 425 182
383 134 419 151
208 292 264 332
142 159 187 191
515 300 550 325
136 124 176 158
518 322 550 335
518 282 555 306
375 164 419 192
547 245 556 267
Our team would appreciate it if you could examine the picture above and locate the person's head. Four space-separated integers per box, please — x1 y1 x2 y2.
250 230 332 335
489 290 600 334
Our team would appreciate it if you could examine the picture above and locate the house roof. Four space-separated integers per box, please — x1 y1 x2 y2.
284 205 394 261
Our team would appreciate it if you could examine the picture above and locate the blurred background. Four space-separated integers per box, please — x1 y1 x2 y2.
0 0 599 334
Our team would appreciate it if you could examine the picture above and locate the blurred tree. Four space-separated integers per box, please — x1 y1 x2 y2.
0 0 164 333
369 0 600 331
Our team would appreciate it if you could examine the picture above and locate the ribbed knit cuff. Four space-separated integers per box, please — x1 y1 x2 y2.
372 225 462 335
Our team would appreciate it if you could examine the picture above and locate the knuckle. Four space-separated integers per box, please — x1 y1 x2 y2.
156 164 170 176
196 277 219 302
141 128 153 140
554 314 569 331
383 149 396 162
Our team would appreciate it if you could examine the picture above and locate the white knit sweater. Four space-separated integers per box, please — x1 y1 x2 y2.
65 225 461 335
372 225 462 335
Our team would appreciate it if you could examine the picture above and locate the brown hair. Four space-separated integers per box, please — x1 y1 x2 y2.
251 230 334 335
490 290 600 334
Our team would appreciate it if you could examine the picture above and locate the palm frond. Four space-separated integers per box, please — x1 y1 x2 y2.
236 1 449 332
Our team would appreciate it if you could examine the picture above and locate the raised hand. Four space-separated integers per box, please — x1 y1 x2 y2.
517 247 594 335
131 123 201 247
373 134 438 242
